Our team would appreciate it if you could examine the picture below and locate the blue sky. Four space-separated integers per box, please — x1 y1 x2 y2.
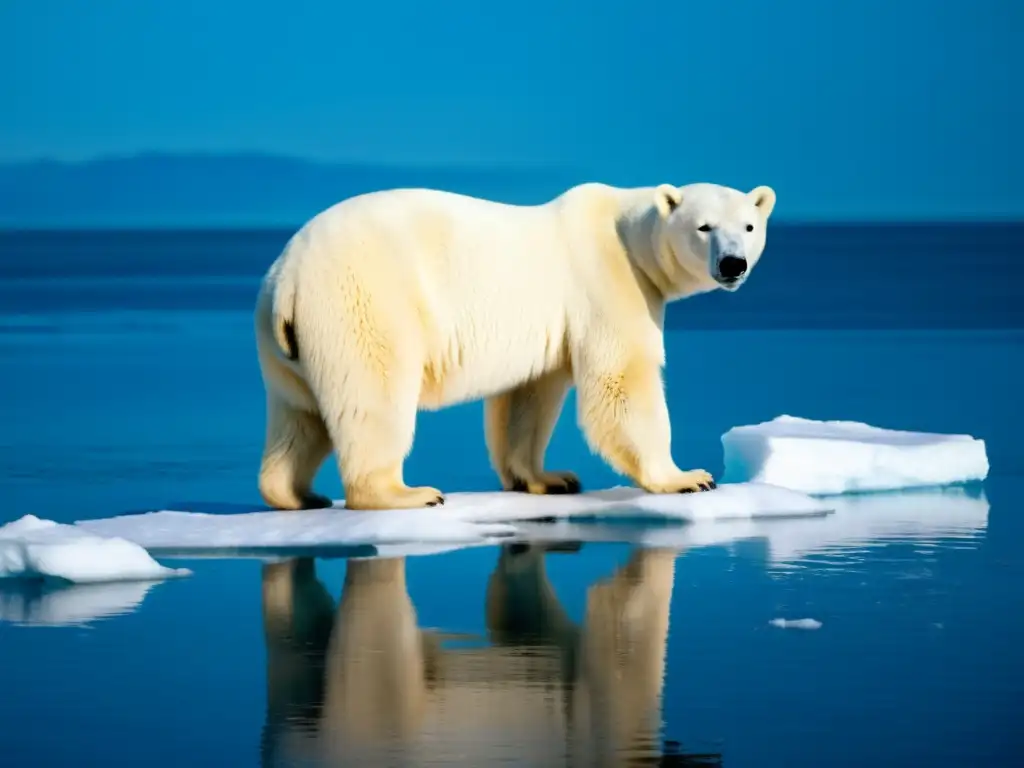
1 0 1021 219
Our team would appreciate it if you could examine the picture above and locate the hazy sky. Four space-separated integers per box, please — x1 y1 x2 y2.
1 0 1021 218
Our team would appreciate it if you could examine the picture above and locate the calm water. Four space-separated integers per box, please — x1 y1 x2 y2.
0 228 1022 766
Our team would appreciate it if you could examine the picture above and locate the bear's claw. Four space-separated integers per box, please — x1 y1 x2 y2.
539 476 581 495
640 468 715 494
560 476 583 494
508 472 582 495
678 480 716 494
426 495 445 507
300 493 334 510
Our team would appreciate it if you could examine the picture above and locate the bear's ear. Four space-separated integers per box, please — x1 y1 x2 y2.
748 185 777 219
653 184 683 218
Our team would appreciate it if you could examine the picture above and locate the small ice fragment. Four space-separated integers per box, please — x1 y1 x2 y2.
722 415 989 495
0 515 190 584
769 617 822 630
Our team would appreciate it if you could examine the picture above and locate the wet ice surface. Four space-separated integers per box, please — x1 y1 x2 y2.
72 482 831 555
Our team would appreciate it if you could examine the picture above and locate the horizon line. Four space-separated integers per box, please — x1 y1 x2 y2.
0 150 581 174
3 217 1024 233
2 153 1021 223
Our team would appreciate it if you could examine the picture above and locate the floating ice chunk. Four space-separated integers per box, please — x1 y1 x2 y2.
721 415 989 495
0 580 159 627
769 618 822 630
75 483 832 556
0 515 190 583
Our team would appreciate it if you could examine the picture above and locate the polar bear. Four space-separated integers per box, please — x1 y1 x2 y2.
254 181 776 511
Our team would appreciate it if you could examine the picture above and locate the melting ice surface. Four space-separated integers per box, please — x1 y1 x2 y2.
76 482 832 554
0 484 833 584
0 417 991 590
721 415 990 495
2 486 990 628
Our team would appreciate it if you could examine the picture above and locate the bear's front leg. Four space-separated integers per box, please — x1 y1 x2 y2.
484 369 582 495
574 352 715 494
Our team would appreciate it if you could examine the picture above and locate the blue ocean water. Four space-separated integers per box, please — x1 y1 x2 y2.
0 227 1022 766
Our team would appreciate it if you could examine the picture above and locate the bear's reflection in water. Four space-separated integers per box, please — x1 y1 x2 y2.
259 544 722 767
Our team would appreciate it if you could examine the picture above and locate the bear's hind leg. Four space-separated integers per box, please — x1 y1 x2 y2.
484 369 581 495
259 393 334 510
312 351 444 511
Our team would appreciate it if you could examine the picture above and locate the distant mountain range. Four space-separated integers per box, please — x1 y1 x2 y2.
0 153 582 228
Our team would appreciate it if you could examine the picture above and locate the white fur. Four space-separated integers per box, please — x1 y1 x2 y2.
254 181 777 510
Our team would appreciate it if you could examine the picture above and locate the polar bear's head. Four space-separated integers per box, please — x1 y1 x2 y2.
652 182 776 296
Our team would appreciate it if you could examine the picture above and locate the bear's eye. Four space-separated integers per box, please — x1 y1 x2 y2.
745 224 754 232
697 224 712 233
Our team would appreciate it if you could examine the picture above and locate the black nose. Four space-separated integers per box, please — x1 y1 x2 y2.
718 255 747 280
